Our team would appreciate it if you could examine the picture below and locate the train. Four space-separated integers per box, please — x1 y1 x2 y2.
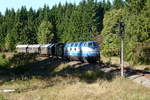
16 41 100 63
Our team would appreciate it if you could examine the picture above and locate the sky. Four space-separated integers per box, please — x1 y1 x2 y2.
0 0 113 15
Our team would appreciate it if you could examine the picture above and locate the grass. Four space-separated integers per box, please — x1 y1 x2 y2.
101 56 131 67
0 54 149 100
0 96 6 100
102 56 150 71
0 76 150 100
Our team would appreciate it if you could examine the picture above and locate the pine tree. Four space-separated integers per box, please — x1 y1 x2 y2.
0 13 4 51
15 6 29 44
26 8 37 44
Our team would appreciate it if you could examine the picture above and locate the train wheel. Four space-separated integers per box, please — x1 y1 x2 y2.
87 58 96 63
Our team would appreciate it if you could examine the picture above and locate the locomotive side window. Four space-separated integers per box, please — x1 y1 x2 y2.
78 42 81 47
84 42 88 47
75 43 78 47
71 43 74 47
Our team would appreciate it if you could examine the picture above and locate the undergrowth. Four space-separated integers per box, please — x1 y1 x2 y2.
0 54 9 67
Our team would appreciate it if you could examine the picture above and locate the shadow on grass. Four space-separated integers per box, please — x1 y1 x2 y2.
1 56 149 85
0 57 116 84
0 57 65 82
52 62 114 83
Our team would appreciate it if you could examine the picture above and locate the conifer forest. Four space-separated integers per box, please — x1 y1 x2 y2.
0 0 149 64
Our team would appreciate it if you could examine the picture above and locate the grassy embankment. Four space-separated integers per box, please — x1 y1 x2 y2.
102 56 150 71
0 72 150 100
0 53 149 100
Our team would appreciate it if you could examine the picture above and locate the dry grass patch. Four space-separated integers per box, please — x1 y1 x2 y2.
53 63 70 73
101 56 130 67
0 77 50 93
102 56 150 71
136 65 150 71
0 76 149 100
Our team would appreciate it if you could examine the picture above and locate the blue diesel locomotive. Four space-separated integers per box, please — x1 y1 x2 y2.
16 41 100 63
64 41 100 62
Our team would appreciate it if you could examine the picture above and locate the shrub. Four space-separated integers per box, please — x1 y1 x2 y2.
0 96 6 100
132 43 150 64
10 53 38 67
144 67 150 71
0 54 9 67
0 54 6 59
83 70 105 80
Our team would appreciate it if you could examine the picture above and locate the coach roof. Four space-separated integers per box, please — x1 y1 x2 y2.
16 45 28 48
28 44 41 48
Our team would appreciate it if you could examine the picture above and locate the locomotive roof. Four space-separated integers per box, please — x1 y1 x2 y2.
16 45 28 48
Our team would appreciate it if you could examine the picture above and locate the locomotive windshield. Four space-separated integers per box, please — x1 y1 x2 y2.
93 42 98 46
87 42 99 47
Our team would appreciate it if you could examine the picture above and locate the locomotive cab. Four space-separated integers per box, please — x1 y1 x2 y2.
81 41 100 62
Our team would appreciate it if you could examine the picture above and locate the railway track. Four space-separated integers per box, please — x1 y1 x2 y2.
66 61 150 88
1 53 150 88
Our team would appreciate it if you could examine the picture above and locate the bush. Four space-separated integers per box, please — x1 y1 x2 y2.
144 67 150 71
0 54 6 59
10 53 38 67
83 70 105 80
132 43 150 64
0 54 9 67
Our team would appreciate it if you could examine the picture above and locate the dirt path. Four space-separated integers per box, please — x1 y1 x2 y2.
128 74 150 88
